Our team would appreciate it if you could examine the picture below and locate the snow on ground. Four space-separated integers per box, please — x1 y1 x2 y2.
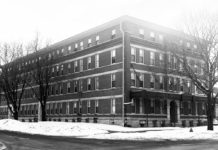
0 119 218 141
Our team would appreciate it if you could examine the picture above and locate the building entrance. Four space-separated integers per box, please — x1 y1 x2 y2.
170 101 178 125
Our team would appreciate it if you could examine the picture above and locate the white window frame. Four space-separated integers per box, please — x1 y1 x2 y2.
74 61 78 72
95 76 99 90
95 54 99 68
111 50 116 64
67 82 71 93
139 73 144 88
139 29 144 37
111 73 116 88
80 41 84 50
87 57 91 69
139 49 144 63
112 29 116 36
96 35 100 44
131 72 136 87
150 51 155 65
131 47 136 62
68 46 71 51
111 99 116 114
150 74 155 88
87 78 91 90
80 59 83 72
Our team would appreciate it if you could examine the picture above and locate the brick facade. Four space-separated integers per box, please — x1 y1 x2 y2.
0 16 209 127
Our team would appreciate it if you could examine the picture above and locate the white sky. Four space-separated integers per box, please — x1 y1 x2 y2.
0 0 217 44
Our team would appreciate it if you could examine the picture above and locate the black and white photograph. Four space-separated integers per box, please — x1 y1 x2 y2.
0 0 218 149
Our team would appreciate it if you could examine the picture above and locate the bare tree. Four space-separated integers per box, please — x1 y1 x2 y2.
167 12 218 130
0 43 26 120
28 34 52 121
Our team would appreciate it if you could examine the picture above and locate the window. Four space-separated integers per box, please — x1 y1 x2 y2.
168 54 172 69
67 82 71 93
179 61 183 71
87 78 91 90
173 56 177 69
48 53 51 60
188 101 191 114
111 99 116 114
168 77 173 91
187 80 191 93
111 50 116 64
95 54 99 68
61 64 64 75
80 42 84 50
160 76 163 89
51 85 55 95
139 73 144 88
87 57 91 69
95 77 99 90
55 85 59 95
180 102 184 114
68 46 72 51
60 83 63 94
74 61 78 72
111 74 116 88
68 63 71 73
194 63 198 73
180 79 184 91
150 52 155 65
139 29 144 38
80 59 83 72
187 42 190 48
56 66 59 76
66 102 69 115
74 81 78 92
52 67 55 76
159 34 163 41
139 49 144 63
159 53 164 67
150 99 155 113
87 100 91 114
194 85 197 94
73 102 77 114
131 47 136 62
75 43 78 51
79 80 83 92
57 50 60 55
150 32 155 41
131 72 136 86
61 48 64 53
96 35 100 45
111 29 116 39
79 101 82 114
193 44 197 49
88 39 92 47
95 100 99 113
150 75 155 88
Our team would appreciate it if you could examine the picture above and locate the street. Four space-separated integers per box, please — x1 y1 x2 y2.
0 131 218 150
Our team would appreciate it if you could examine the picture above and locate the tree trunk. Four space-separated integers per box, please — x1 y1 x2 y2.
207 94 214 130
13 111 18 120
41 105 47 121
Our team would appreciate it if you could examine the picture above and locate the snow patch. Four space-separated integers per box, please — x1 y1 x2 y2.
1 119 218 141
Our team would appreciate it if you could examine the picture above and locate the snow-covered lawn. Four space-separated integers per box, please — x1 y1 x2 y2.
0 119 218 141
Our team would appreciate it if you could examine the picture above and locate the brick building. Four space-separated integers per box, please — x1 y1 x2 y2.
0 16 209 127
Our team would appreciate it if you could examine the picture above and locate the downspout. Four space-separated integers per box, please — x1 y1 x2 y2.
120 20 125 126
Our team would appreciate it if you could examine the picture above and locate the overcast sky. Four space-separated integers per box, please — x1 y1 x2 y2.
0 0 217 44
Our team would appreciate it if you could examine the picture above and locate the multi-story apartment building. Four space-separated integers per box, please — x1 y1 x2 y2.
0 16 209 127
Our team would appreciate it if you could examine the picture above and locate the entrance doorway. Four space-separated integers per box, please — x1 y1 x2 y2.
170 101 178 125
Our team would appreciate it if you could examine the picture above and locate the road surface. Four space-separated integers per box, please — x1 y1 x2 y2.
0 130 218 150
